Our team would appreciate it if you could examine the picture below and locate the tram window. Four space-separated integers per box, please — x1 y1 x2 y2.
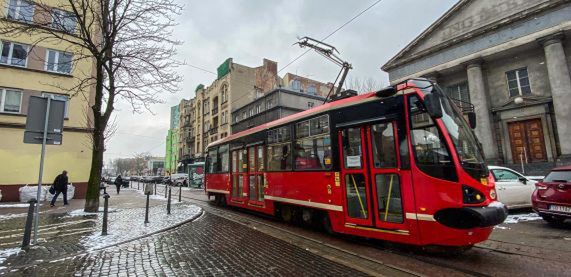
296 114 329 138
409 96 457 181
248 147 255 173
249 175 257 200
257 147 264 172
207 148 218 174
231 151 238 173
296 121 310 138
220 145 229 172
371 123 397 168
267 143 292 171
257 175 264 201
294 135 332 170
232 175 239 197
238 150 247 173
376 174 403 224
342 128 363 169
345 174 368 219
268 126 291 144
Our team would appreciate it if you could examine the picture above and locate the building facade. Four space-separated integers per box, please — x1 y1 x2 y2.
382 0 571 172
165 105 179 174
232 88 326 133
0 0 96 201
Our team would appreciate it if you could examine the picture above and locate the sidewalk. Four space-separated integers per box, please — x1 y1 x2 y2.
0 186 202 273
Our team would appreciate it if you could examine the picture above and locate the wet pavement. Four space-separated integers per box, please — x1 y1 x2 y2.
4 213 366 276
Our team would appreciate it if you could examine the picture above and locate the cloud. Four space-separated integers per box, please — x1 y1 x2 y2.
105 0 457 161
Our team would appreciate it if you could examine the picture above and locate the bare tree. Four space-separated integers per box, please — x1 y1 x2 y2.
346 77 385 93
0 0 183 211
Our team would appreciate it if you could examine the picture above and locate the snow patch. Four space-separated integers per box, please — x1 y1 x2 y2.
0 213 27 220
0 203 40 208
503 213 542 224
0 248 21 264
66 207 118 217
487 201 506 208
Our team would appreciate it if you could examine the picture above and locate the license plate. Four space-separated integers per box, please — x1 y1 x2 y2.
549 205 571 213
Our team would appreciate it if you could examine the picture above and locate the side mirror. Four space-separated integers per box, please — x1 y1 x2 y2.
518 176 527 184
423 93 443 118
467 112 477 129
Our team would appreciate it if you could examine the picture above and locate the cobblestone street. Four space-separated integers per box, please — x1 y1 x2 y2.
5 213 365 276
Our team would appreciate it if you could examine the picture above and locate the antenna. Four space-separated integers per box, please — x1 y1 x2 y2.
295 36 353 103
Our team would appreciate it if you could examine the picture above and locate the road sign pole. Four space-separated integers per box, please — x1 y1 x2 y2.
32 97 51 245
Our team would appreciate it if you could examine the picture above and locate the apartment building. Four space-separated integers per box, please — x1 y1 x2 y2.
0 0 96 201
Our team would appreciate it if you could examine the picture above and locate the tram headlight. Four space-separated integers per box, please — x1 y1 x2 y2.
489 189 497 200
462 185 486 204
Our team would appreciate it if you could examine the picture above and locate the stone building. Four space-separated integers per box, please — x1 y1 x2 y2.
382 0 571 171
0 0 96 201
232 88 326 133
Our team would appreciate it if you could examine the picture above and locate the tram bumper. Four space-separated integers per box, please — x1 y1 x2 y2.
434 202 508 229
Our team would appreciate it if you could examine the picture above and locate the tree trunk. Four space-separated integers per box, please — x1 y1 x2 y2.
84 121 105 212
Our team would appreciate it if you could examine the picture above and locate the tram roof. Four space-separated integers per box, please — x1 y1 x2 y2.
208 91 379 148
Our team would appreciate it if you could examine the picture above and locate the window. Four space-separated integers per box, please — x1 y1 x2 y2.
0 88 23 113
42 93 69 117
207 148 218 174
491 169 520 182
242 111 246 120
256 104 261 114
266 98 273 109
7 0 34 22
220 84 228 103
445 82 470 104
267 126 292 171
292 80 301 91
307 84 317 95
45 49 73 74
294 115 332 170
376 174 403 223
249 108 254 117
371 123 397 168
1 41 29 67
221 111 227 124
307 102 314 109
409 95 456 181
506 68 531 97
51 9 77 33
543 170 571 182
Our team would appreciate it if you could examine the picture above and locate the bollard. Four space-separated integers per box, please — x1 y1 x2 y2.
154 182 157 195
137 181 140 190
178 185 182 202
22 198 37 248
165 184 168 198
102 193 110 235
167 186 172 215
145 192 150 224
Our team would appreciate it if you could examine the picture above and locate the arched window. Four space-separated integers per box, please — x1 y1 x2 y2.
291 79 301 91
220 83 228 103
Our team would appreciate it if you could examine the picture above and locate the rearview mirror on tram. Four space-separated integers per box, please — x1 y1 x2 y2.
423 93 443 119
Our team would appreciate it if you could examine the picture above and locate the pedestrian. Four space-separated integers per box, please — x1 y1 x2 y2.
114 175 123 194
50 170 69 207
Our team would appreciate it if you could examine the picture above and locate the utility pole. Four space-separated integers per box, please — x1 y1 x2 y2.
296 37 353 103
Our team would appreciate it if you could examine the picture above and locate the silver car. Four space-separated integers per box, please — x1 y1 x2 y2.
489 166 537 209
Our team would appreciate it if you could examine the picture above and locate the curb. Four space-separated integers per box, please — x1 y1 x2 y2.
0 205 204 273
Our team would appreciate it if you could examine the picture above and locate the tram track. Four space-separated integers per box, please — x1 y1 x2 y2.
149 185 561 276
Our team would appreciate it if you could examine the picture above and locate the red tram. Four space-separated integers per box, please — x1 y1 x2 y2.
204 78 508 247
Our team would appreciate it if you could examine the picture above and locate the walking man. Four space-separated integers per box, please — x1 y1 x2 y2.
114 175 123 194
50 170 69 207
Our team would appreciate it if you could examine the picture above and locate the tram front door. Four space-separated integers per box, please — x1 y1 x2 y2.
338 122 408 231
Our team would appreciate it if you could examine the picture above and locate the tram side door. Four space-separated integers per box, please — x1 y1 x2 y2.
247 145 265 206
231 149 248 203
339 122 407 230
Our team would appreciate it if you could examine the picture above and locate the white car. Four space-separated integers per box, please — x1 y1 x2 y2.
170 173 189 186
489 166 537 209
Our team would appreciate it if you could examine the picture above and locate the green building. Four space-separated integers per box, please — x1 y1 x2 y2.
165 105 180 174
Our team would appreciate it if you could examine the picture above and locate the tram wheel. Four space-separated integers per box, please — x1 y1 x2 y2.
321 213 334 235
280 205 293 223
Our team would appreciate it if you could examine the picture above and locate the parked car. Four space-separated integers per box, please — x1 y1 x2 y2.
532 165 571 224
170 173 189 186
489 166 537 209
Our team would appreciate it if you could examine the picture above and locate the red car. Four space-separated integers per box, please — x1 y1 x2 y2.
532 165 571 224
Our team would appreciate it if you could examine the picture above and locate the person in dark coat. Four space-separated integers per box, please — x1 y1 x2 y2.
114 175 123 194
50 170 69 207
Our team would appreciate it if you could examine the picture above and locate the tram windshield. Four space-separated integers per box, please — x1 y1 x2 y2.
409 79 487 180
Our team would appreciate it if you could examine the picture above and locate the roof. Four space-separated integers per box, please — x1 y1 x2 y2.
382 0 469 71
208 91 378 148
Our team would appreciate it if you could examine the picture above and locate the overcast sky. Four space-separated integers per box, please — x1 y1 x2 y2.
104 0 457 163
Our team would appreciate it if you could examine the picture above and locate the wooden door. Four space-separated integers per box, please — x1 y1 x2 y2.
508 119 547 163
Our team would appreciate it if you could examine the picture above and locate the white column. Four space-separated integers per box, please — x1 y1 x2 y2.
539 33 571 158
466 61 497 161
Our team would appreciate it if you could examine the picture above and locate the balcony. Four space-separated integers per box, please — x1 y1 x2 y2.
209 127 218 135
212 107 218 115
